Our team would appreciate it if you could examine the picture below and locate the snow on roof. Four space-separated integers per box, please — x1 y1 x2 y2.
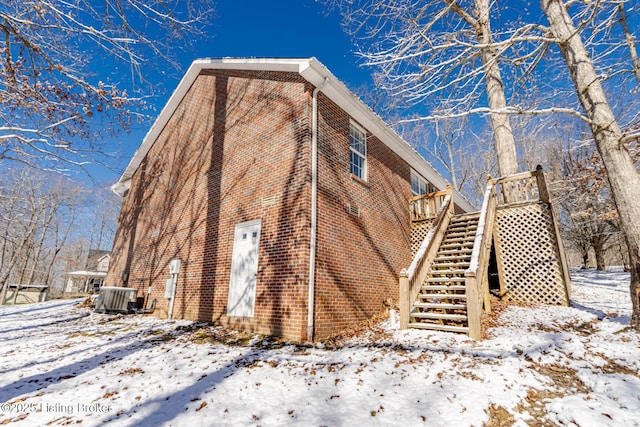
111 57 474 212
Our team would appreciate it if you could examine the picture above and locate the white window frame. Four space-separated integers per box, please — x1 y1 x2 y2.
411 170 432 196
349 121 367 181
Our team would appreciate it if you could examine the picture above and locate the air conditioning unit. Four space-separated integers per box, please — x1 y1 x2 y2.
95 287 138 313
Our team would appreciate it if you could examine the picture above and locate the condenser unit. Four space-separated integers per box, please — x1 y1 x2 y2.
94 287 138 313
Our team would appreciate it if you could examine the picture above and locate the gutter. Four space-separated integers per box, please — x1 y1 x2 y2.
112 58 474 212
308 77 329 342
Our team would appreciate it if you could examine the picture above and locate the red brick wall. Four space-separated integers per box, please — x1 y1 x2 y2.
107 69 434 341
107 70 313 340
312 94 414 339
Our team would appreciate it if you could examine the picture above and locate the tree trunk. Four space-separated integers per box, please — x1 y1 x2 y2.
447 141 459 190
618 3 640 86
619 237 631 272
542 0 640 330
582 251 589 269
474 0 519 178
594 245 607 271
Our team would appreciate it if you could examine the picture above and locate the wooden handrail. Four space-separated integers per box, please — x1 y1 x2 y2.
493 169 537 185
464 176 497 339
493 167 545 206
400 186 453 329
409 188 450 222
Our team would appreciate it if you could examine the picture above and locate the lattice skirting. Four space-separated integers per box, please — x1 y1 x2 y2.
494 202 570 306
411 220 433 256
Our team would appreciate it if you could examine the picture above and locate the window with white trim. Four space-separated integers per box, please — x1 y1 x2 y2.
349 121 367 180
411 170 433 196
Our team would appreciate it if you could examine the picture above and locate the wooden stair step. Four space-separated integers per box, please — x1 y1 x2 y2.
444 232 476 238
438 242 473 252
413 302 467 310
442 238 475 245
447 223 477 229
431 262 470 268
440 241 474 249
450 213 480 222
425 277 465 284
407 323 470 333
428 269 467 276
444 230 476 238
419 293 467 300
447 222 477 228
448 220 478 227
438 248 473 256
446 225 478 232
435 254 472 262
440 241 475 249
421 285 466 292
445 233 476 240
411 312 468 321
438 246 473 253
447 226 478 232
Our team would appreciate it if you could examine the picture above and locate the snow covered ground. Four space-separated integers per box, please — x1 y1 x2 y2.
1 269 639 426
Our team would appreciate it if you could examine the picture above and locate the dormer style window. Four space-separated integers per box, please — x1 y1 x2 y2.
349 121 367 180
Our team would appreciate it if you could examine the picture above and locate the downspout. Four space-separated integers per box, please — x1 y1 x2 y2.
308 77 329 342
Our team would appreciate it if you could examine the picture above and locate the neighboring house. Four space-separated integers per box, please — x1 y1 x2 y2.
65 250 111 294
106 58 474 341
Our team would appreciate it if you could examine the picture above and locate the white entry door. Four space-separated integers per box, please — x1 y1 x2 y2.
227 219 261 317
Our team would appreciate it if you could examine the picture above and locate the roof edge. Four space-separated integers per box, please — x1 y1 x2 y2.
111 57 474 212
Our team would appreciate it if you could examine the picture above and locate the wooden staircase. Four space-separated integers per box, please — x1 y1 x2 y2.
401 167 571 339
409 212 480 334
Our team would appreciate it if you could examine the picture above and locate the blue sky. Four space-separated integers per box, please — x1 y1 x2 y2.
92 1 639 188
100 0 369 184
207 1 367 86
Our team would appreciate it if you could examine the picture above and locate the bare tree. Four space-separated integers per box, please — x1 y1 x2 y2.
618 2 640 86
556 148 620 271
541 0 640 330
0 169 85 303
330 0 520 177
330 0 639 171
83 187 120 250
425 113 470 192
0 0 213 171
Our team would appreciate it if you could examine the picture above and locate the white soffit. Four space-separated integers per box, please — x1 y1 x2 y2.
111 57 474 212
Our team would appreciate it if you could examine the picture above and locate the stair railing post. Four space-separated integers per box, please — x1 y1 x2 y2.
465 273 481 339
535 165 571 303
464 176 496 340
399 269 409 329
535 165 550 203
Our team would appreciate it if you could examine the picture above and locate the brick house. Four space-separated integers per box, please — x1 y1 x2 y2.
106 58 473 341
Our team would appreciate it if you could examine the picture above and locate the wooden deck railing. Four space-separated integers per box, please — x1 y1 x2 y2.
494 165 549 206
469 166 571 334
493 166 570 289
400 186 453 329
464 177 497 339
409 188 450 222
